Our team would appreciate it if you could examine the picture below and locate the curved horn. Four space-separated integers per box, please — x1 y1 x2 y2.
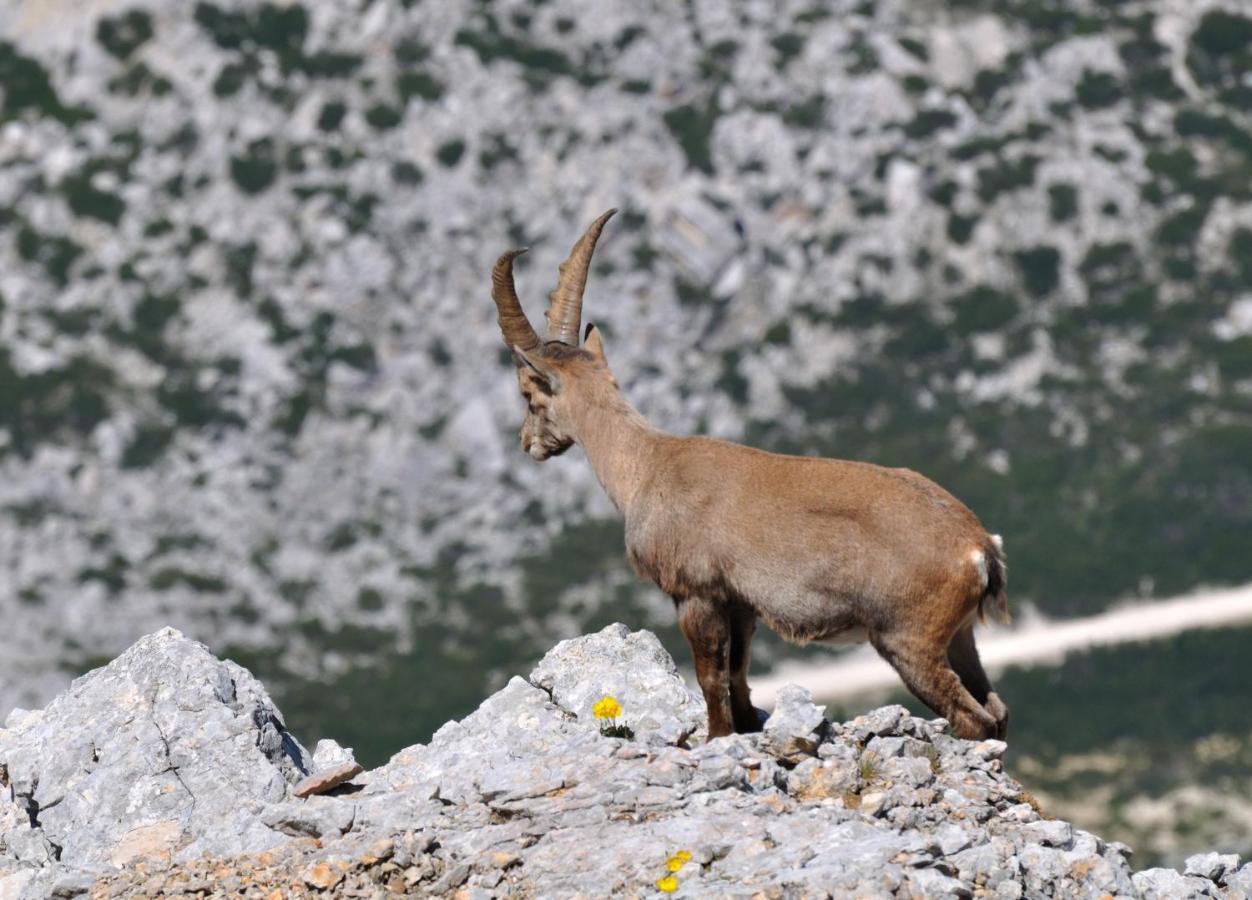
491 248 542 354
545 208 617 346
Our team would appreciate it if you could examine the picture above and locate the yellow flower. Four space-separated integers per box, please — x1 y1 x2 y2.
593 695 622 720
666 856 685 872
656 875 678 893
674 850 692 863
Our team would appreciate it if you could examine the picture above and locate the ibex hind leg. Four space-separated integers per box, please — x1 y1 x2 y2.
871 631 998 741
948 624 1009 740
728 605 763 733
676 596 734 739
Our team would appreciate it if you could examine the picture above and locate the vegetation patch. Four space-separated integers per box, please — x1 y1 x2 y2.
1074 69 1121 109
1047 183 1078 222
0 350 113 457
194 2 307 54
230 139 278 194
317 100 346 131
478 134 519 171
905 108 958 139
782 95 826 130
1187 10 1252 107
61 169 127 225
122 423 176 469
951 286 1019 332
977 154 1040 203
212 60 253 97
272 311 377 437
193 2 359 79
397 70 445 103
947 214 978 245
78 553 130 594
365 103 402 130
0 41 93 124
1079 241 1137 304
109 61 174 97
454 13 575 90
149 568 228 593
436 139 466 167
1118 28 1180 101
15 223 84 287
771 32 806 67
96 9 154 60
1013 246 1060 298
391 161 424 185
662 95 720 175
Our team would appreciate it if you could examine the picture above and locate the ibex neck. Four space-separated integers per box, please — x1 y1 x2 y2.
571 389 661 515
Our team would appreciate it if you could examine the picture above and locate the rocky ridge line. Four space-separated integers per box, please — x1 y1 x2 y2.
1 625 1249 898
4 0 1252 742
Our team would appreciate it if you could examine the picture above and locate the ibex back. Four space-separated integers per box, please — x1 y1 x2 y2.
490 210 1010 741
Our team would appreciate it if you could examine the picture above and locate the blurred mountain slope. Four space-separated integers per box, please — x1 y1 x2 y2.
0 0 1250 754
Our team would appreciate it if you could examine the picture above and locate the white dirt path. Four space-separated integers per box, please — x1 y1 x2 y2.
751 583 1252 706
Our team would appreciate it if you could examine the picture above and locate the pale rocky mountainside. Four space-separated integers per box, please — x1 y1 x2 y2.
2 625 1250 898
2 0 1252 754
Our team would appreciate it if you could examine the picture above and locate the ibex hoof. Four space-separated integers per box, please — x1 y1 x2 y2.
985 692 1009 741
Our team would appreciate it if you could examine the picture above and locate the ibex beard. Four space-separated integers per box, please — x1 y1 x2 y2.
490 209 1011 742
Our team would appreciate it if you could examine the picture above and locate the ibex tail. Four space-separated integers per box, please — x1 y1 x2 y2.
979 534 1010 624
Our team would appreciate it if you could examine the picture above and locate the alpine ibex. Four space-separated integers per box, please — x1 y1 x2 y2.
490 210 1010 741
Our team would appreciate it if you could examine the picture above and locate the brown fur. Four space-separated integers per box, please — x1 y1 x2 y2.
497 218 1009 743
507 340 1011 742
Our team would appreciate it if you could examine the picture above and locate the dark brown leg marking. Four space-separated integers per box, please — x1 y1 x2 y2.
728 605 761 733
676 596 733 739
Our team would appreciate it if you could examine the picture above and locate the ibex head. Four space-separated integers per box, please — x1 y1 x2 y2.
491 209 619 460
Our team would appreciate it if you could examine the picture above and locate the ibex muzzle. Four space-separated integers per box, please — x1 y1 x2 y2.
490 211 1010 742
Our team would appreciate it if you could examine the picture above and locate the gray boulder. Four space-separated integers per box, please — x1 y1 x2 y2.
1187 852 1243 884
1134 867 1224 898
528 623 706 745
761 683 829 762
1226 863 1252 897
0 628 308 874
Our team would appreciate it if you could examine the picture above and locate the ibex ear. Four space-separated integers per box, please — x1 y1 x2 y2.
513 345 562 390
583 324 607 362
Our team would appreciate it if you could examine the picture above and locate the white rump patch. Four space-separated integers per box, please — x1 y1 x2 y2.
969 549 989 588
990 533 1004 552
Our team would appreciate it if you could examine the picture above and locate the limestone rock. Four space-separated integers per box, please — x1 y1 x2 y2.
528 623 706 744
761 683 829 762
1134 867 1224 898
293 761 364 798
4 625 1248 899
1187 852 1242 884
0 628 308 873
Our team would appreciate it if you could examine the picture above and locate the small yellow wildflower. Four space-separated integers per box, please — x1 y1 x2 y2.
656 875 678 893
593 695 623 720
666 856 685 872
674 850 692 863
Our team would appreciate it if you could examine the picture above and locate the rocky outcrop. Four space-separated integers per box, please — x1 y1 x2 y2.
0 629 311 875
2 625 1250 898
3 0 1252 768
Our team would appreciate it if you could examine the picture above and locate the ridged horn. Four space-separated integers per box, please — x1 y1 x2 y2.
545 208 617 346
491 248 541 354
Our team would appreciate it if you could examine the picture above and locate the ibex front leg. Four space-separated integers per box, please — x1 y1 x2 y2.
728 605 762 733
676 597 733 739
